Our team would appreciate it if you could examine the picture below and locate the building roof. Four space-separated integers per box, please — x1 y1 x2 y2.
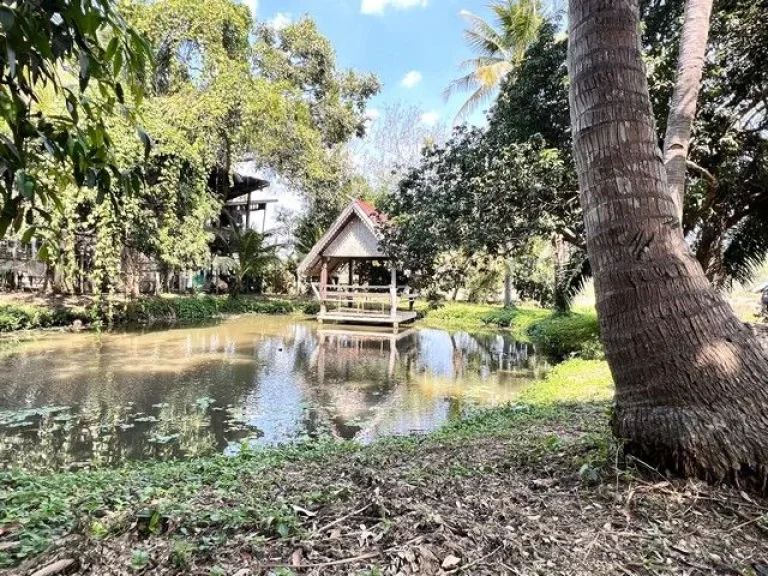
297 200 389 277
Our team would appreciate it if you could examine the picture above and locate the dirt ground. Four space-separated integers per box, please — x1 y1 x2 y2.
8 405 767 576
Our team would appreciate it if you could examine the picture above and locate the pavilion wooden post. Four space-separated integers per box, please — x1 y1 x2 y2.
390 264 398 324
319 258 329 322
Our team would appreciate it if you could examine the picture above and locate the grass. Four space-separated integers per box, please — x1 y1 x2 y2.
0 357 613 569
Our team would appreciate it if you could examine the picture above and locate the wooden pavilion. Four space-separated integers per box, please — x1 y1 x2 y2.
297 200 418 327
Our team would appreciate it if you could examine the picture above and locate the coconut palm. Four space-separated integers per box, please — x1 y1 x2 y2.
445 0 546 120
214 228 281 294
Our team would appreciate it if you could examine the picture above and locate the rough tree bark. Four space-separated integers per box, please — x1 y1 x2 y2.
663 0 713 220
567 0 768 486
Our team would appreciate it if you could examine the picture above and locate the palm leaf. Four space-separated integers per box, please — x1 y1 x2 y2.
447 0 545 121
723 212 768 286
555 249 592 313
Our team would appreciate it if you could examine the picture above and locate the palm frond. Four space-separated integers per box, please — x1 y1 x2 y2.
723 212 768 286
460 11 506 55
448 0 545 121
443 71 481 102
555 249 592 313
454 82 498 120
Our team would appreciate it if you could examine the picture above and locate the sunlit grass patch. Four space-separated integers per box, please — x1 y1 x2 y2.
519 358 613 405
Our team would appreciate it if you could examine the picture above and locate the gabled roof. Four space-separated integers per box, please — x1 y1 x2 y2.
297 200 389 277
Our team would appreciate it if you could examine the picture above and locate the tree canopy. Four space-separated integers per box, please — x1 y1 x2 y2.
0 0 151 238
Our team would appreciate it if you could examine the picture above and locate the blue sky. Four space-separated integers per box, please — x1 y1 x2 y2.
247 0 497 127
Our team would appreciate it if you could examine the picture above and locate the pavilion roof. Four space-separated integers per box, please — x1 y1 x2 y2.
297 200 389 277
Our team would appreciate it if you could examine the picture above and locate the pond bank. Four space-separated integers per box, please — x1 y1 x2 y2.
3 358 766 575
0 293 308 334
417 303 602 360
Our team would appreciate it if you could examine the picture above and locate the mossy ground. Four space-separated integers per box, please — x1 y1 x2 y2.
3 359 767 575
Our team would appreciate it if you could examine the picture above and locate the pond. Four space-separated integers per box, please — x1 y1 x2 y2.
0 316 549 472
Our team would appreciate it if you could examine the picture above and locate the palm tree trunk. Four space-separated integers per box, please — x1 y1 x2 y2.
568 0 768 486
663 0 714 220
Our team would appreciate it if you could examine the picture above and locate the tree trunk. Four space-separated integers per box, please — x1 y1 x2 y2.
568 0 768 486
663 0 713 220
503 272 513 308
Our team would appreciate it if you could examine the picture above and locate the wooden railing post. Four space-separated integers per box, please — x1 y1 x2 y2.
390 265 398 321
320 258 328 321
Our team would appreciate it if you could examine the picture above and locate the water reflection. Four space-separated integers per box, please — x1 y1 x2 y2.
0 318 548 472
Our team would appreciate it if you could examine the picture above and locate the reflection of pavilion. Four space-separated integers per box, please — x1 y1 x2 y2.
311 327 419 383
303 328 419 440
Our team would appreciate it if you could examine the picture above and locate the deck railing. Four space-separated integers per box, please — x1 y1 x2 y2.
310 283 417 318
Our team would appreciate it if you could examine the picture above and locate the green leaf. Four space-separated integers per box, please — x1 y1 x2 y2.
21 226 36 244
137 127 152 161
14 171 35 200
0 6 15 29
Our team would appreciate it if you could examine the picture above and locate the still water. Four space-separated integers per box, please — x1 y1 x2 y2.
0 317 548 472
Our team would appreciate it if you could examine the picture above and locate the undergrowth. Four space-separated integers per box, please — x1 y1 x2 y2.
0 303 90 333
122 295 301 323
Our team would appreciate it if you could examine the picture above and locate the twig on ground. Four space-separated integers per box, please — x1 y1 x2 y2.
444 545 502 574
311 503 373 536
277 551 381 569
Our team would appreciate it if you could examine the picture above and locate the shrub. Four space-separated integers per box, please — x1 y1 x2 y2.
0 304 71 332
124 296 299 323
302 301 321 315
527 311 601 360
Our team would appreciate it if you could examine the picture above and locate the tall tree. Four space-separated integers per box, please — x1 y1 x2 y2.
444 0 545 119
568 0 768 486
662 0 714 219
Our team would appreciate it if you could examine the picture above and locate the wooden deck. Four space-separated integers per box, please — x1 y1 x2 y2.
317 309 418 326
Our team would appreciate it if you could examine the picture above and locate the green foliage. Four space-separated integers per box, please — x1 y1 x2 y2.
0 0 151 236
491 4 768 288
124 295 298 323
28 0 379 298
382 126 572 296
215 228 281 294
479 306 549 340
253 17 380 147
131 549 150 571
527 311 601 361
0 304 88 332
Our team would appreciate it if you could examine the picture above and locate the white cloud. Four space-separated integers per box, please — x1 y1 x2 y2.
420 111 440 127
267 12 292 30
401 70 423 89
245 0 258 17
361 0 428 16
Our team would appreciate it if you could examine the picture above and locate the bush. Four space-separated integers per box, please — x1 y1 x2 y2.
527 311 601 360
124 295 299 323
302 301 321 315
